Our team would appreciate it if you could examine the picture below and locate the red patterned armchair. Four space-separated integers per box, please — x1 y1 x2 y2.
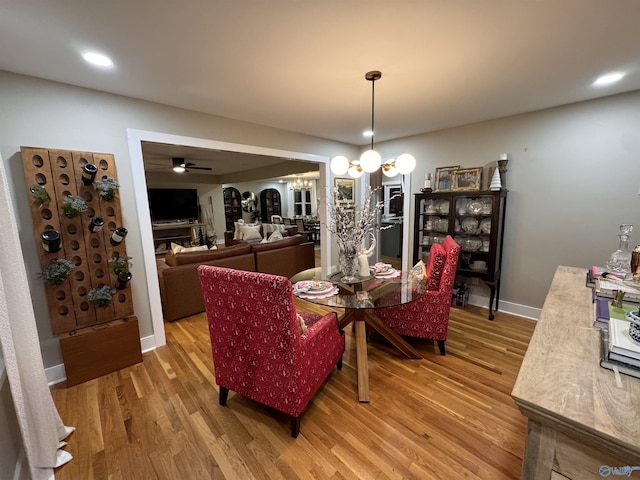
198 265 345 437
376 235 460 355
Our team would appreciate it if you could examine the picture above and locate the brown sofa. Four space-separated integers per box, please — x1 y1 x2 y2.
224 224 298 246
156 234 315 322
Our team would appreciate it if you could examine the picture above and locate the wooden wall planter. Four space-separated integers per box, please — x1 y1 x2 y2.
21 147 141 386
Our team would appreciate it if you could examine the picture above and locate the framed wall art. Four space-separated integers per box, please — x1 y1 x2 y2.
452 167 482 191
334 177 355 203
434 166 459 192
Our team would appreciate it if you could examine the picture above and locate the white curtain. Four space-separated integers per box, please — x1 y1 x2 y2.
0 156 73 479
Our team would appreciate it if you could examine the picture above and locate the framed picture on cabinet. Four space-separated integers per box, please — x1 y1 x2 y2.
334 177 355 203
434 166 459 192
452 167 482 191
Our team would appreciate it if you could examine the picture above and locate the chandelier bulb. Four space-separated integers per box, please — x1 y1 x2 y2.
330 155 350 175
382 161 398 177
360 149 382 173
395 153 416 175
348 161 364 178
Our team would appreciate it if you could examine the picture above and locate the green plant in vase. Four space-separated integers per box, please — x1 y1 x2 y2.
62 195 88 218
30 184 50 204
95 177 120 201
108 254 132 275
88 285 116 307
40 259 75 287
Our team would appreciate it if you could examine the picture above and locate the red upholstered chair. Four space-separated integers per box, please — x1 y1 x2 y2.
376 235 460 355
197 265 345 437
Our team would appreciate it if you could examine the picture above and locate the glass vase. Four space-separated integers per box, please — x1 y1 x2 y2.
338 245 359 283
606 224 633 276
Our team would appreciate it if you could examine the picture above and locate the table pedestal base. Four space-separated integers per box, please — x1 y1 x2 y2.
340 309 421 402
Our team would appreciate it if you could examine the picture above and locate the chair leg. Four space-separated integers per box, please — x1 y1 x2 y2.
290 415 301 438
219 386 229 406
436 340 446 355
337 357 343 370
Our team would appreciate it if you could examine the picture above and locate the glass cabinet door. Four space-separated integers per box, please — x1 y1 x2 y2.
416 196 450 262
454 196 493 272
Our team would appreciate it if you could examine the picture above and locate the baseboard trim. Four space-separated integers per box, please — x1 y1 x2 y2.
468 293 541 320
45 363 67 386
46 334 157 386
140 334 157 353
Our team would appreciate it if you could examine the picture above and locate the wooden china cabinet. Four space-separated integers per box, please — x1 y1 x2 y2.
260 188 282 223
223 187 242 231
413 190 507 319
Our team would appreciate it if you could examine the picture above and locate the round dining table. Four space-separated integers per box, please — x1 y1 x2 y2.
291 265 427 402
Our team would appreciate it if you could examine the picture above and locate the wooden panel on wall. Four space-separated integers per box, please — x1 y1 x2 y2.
21 147 79 333
21 146 140 384
59 317 143 387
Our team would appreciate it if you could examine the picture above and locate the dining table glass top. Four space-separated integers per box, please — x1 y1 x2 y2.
290 265 426 310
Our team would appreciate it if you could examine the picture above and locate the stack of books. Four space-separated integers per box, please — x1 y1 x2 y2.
594 298 638 330
586 265 624 288
600 310 640 379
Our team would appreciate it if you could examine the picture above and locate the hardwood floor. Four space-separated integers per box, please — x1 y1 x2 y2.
52 305 536 480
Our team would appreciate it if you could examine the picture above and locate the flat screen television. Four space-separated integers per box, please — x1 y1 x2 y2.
148 188 199 222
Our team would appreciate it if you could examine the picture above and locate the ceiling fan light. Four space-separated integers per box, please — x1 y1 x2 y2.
172 157 186 173
395 153 416 175
359 149 381 172
330 155 350 175
382 160 398 177
348 161 364 178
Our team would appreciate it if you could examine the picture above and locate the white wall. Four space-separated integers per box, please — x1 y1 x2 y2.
0 70 357 369
3 67 640 368
374 91 640 312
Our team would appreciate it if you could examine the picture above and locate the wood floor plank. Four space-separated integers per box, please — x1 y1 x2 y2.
52 304 536 479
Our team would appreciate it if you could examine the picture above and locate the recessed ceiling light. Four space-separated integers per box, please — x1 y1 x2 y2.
593 72 624 87
363 130 374 137
82 52 114 68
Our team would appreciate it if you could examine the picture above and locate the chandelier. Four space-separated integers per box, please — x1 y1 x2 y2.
330 71 416 178
290 177 311 190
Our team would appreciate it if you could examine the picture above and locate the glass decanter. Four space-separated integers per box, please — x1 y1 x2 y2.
605 224 634 275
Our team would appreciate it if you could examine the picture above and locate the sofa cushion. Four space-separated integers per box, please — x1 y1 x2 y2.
262 223 288 236
170 242 211 254
250 234 304 253
165 242 251 266
232 220 245 240
266 230 284 243
239 223 262 241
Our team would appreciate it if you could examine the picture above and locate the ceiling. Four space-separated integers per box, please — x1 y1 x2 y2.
2 1 640 178
141 141 319 182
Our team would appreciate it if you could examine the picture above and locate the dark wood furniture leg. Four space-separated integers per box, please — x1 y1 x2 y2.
219 386 229 406
290 416 300 438
486 282 496 320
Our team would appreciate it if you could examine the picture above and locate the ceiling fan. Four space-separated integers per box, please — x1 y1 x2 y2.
171 157 212 173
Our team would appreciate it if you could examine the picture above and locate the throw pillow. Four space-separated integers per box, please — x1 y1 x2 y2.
232 219 245 240
410 260 427 279
262 223 275 236
296 313 308 334
267 230 284 243
239 224 262 241
170 243 209 254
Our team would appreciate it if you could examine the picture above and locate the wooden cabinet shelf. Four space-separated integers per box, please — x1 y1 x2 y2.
413 190 507 319
152 222 202 253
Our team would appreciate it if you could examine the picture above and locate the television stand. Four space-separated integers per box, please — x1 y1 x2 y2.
152 219 191 226
152 221 203 253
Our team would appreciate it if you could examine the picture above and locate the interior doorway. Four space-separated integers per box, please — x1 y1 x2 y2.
127 129 330 350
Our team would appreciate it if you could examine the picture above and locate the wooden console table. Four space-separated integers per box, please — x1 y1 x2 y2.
512 266 640 479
